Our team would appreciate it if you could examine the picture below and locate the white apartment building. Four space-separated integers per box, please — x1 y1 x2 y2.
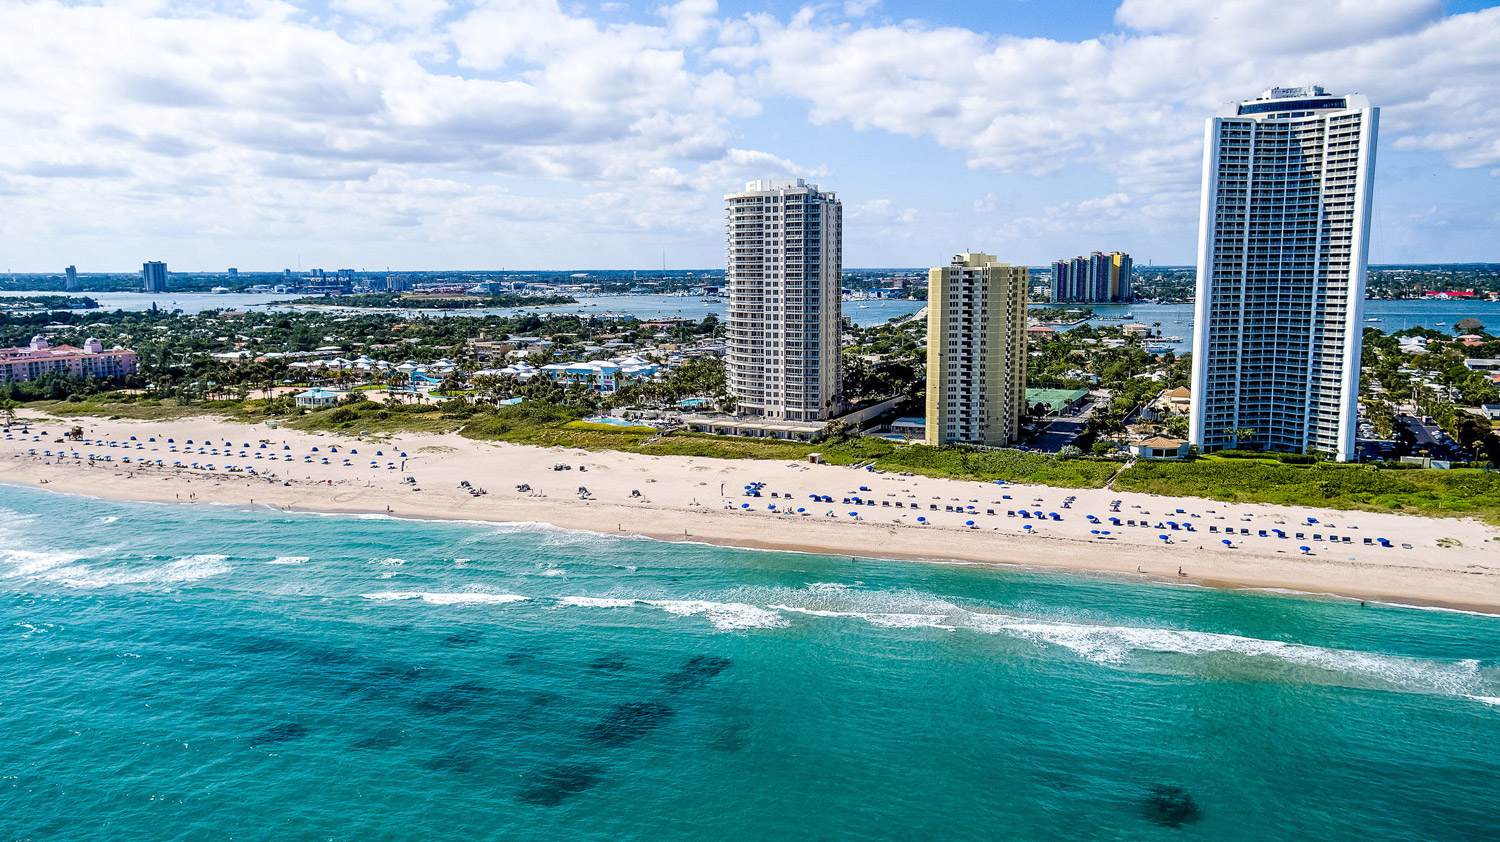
924 253 1028 446
1189 86 1379 461
724 178 843 421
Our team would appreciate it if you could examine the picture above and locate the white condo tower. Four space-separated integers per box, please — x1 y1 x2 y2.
1188 87 1379 461
724 178 844 422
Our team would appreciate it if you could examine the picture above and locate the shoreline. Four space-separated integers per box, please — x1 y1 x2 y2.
6 410 1500 615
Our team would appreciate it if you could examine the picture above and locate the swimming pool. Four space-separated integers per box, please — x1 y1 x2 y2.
585 416 650 427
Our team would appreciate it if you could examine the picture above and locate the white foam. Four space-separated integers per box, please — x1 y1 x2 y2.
0 549 84 578
865 613 954 630
371 558 406 566
539 568 567 578
771 604 953 630
44 554 232 589
556 596 640 608
361 591 529 605
97 516 119 524
644 599 789 631
1470 696 1500 707
268 556 309 565
967 614 1490 696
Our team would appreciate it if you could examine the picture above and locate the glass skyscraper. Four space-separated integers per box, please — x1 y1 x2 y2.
1189 87 1378 461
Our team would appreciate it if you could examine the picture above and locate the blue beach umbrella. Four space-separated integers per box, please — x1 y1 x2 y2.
966 520 975 526
1300 546 1311 553
917 517 926 523
740 503 749 509
1222 539 1233 546
1160 535 1170 542
1022 524 1033 531
797 508 805 513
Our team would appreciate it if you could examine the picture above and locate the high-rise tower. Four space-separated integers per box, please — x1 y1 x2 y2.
142 261 169 293
724 178 843 422
64 265 77 292
925 253 1028 446
1189 87 1378 461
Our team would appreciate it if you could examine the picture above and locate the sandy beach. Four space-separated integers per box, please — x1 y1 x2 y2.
5 409 1500 613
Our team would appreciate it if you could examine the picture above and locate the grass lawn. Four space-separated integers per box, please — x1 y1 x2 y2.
1114 455 1500 524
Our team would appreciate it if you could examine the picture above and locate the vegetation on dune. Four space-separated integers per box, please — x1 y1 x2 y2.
1114 456 1500 524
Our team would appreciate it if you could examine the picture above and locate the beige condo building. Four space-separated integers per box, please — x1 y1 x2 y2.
925 253 1028 446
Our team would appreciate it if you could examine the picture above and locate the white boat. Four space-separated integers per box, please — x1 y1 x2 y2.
1366 318 1381 322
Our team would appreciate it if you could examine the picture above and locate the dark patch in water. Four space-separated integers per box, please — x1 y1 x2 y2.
504 647 543 666
1144 784 1201 828
253 722 309 745
663 655 731 690
303 646 361 667
414 680 490 713
366 663 428 688
589 654 629 673
711 722 748 753
526 690 560 708
352 729 406 750
424 749 478 774
588 702 675 746
517 764 602 807
441 629 484 648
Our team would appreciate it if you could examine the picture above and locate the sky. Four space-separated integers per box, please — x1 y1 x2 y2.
1 0 1498 272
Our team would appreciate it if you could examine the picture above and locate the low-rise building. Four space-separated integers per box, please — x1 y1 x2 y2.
294 388 346 407
0 336 137 382
1129 436 1190 460
538 355 657 393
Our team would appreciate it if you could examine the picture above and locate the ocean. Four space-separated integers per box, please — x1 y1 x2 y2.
2 483 1497 841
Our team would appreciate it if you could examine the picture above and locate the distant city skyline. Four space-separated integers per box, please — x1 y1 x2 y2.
1 1 1498 272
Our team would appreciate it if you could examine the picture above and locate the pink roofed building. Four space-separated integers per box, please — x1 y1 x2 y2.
1 335 138 383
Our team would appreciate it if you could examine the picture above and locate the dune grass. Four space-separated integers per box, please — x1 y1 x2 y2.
1114 456 1500 524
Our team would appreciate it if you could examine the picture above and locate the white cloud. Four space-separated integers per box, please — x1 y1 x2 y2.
727 0 1500 238
0 0 1495 269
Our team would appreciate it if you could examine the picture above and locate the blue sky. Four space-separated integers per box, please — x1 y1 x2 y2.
1 0 1497 272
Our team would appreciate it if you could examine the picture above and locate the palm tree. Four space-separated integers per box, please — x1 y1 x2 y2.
1222 425 1256 449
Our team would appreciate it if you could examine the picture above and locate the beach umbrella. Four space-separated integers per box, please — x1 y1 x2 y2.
1222 539 1233 546
1160 535 1170 542
311 447 318 452
1022 524 1032 531
399 452 407 457
1300 546 1311 553
1091 529 1100 535
917 517 926 523
848 511 858 517
1101 530 1110 536
966 520 975 526
768 504 776 509
376 451 383 456
740 503 749 509
797 508 805 513
283 445 290 450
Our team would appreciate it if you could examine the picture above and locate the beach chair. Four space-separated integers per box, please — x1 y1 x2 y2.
930 504 938 511
1007 511 1015 517
1343 536 1353 544
1258 530 1267 537
986 509 995 516
1128 519 1137 526
1313 534 1322 541
1363 537 1373 545
1296 532 1304 539
881 500 889 507
1209 525 1218 533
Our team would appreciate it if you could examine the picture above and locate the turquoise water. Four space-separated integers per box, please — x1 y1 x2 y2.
2 483 1498 841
